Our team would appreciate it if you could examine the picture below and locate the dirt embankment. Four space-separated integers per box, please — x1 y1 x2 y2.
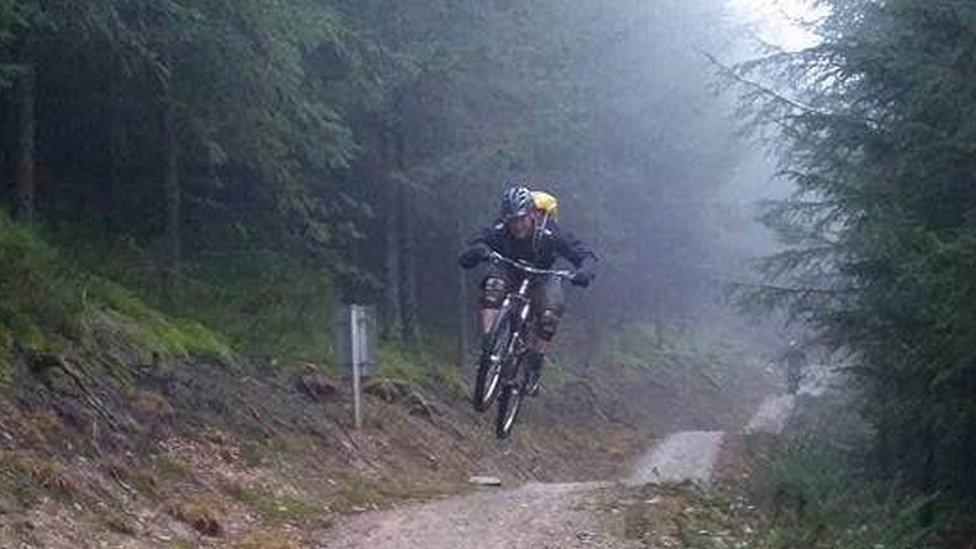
323 391 790 548
0 354 650 548
0 327 774 547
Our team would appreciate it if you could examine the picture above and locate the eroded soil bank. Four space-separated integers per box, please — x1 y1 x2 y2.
0 340 772 547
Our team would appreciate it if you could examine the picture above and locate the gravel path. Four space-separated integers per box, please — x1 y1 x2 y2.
323 368 832 548
626 430 725 485
323 482 640 549
745 394 795 434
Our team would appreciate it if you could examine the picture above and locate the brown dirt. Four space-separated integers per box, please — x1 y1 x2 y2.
0 326 776 547
326 482 641 549
0 356 647 547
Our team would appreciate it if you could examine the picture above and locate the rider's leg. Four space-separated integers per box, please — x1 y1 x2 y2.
478 308 499 336
478 271 510 336
525 276 564 395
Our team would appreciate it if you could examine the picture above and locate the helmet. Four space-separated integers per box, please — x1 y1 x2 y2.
500 185 534 221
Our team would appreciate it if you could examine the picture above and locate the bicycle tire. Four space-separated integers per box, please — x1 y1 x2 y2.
495 384 523 439
473 312 513 412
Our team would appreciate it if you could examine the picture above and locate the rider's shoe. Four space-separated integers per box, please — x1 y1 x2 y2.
524 369 541 397
525 370 542 397
524 353 543 397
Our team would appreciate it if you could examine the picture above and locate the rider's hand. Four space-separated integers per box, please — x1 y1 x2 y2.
571 267 594 287
458 245 490 269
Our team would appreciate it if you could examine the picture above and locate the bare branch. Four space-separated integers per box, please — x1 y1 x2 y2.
699 49 830 117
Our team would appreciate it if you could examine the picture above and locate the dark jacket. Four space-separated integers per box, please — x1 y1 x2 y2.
466 219 597 270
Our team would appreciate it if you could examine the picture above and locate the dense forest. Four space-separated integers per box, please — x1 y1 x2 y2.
5 0 976 544
730 0 976 530
0 0 747 365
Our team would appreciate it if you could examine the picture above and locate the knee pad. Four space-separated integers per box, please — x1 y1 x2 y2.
536 309 561 341
480 277 507 309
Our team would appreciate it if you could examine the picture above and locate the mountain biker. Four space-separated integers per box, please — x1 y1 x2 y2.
457 185 596 397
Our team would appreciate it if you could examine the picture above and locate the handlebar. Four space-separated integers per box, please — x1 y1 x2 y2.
488 251 575 279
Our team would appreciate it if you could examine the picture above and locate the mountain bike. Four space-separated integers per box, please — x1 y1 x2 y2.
472 251 574 438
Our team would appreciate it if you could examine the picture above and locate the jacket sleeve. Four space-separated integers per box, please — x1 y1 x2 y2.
467 225 502 251
552 224 597 269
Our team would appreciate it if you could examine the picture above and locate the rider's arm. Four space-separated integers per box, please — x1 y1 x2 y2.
550 223 597 285
551 223 597 269
458 225 504 269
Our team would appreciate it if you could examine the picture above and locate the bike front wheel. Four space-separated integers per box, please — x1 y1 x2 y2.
495 384 523 439
473 312 513 412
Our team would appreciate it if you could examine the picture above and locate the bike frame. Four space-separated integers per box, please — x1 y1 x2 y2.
474 252 575 437
489 252 572 381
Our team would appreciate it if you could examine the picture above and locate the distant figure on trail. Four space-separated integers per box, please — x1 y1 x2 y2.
781 339 807 395
458 185 596 397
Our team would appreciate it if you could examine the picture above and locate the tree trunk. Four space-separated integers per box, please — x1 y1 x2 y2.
108 78 127 230
161 68 181 275
456 209 472 365
381 129 403 340
15 63 36 225
400 193 422 346
395 117 422 346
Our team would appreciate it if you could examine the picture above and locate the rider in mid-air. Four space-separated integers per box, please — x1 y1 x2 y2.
458 185 597 396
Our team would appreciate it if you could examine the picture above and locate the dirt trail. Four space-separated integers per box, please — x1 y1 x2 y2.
324 365 832 548
626 431 724 485
325 482 639 549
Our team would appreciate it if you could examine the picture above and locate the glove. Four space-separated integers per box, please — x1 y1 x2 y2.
458 245 490 269
571 267 595 287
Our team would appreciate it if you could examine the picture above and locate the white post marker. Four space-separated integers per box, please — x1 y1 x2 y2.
350 304 362 430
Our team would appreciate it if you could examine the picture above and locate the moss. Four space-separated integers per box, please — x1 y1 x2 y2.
375 343 467 396
90 277 232 363
0 211 232 375
0 330 12 382
56 226 336 366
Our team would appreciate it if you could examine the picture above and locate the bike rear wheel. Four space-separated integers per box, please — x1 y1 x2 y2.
473 312 512 412
495 384 523 439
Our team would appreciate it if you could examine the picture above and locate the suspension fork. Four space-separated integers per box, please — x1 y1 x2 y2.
501 278 533 381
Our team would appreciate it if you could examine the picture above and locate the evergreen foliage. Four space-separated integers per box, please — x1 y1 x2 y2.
735 0 976 499
0 0 742 365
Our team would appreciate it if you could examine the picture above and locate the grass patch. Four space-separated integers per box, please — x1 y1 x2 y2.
223 483 320 523
44 219 336 366
331 468 447 509
233 530 304 549
592 321 769 394
0 211 231 376
756 439 937 548
376 342 467 397
101 508 138 536
751 389 939 548
166 496 225 537
0 451 77 503
153 453 193 483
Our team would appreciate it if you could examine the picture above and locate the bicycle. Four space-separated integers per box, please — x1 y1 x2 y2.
472 251 574 438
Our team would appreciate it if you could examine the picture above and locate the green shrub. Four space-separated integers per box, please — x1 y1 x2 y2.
759 439 937 548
